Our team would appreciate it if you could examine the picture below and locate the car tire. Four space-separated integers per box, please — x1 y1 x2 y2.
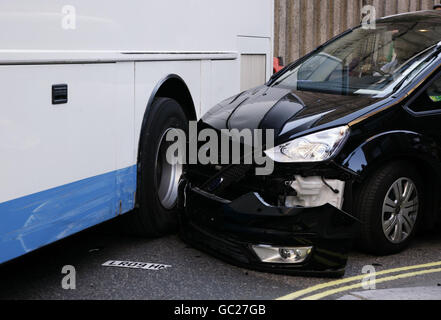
123 97 188 237
355 161 423 255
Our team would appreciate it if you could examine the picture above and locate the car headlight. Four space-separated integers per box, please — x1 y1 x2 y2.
264 126 350 163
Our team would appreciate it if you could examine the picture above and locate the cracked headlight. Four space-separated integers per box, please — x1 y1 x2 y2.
264 126 349 163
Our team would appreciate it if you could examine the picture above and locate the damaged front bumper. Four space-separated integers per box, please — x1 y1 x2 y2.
178 180 360 277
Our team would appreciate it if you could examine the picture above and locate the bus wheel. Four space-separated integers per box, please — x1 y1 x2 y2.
125 97 188 237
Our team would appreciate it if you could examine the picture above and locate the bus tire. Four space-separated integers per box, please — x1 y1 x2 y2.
124 97 188 237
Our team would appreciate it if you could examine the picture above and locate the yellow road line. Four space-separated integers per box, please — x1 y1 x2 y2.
277 260 441 300
302 267 441 300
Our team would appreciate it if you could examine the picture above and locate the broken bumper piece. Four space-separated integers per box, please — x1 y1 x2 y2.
178 182 359 277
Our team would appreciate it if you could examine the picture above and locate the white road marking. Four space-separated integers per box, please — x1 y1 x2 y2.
102 260 171 270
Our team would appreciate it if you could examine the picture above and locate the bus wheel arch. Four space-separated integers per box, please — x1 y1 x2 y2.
144 74 196 126
137 74 196 177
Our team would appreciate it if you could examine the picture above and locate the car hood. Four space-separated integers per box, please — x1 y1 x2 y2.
201 85 381 142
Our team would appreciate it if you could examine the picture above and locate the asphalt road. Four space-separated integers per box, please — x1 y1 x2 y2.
1 216 441 300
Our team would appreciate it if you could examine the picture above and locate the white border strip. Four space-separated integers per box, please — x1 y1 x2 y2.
0 50 238 64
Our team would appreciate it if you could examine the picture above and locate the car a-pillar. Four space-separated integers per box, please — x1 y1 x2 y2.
123 74 196 237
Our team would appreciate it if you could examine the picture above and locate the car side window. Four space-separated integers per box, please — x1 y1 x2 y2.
410 76 441 113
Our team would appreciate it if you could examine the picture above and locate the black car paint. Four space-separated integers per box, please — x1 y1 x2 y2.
202 85 382 143
180 11 441 276
179 185 357 277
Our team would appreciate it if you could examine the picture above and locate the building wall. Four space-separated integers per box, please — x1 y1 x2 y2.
275 0 441 65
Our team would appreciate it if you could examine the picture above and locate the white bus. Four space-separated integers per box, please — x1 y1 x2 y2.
0 0 274 263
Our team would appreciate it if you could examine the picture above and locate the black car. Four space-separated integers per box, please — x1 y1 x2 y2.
178 11 441 276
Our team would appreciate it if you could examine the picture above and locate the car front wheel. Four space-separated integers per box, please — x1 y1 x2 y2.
355 162 423 255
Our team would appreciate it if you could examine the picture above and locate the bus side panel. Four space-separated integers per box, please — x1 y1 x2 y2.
0 167 133 263
0 0 273 53
134 60 239 137
115 62 137 214
0 63 136 263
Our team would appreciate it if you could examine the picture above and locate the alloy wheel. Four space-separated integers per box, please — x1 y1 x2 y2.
381 178 419 244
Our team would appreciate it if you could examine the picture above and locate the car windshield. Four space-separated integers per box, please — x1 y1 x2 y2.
272 20 441 97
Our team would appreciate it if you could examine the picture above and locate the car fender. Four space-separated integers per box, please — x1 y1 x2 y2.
341 130 441 181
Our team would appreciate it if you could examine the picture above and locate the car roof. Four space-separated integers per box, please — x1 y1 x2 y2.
379 10 441 24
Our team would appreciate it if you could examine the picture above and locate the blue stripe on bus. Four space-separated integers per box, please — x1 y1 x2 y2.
0 165 137 264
